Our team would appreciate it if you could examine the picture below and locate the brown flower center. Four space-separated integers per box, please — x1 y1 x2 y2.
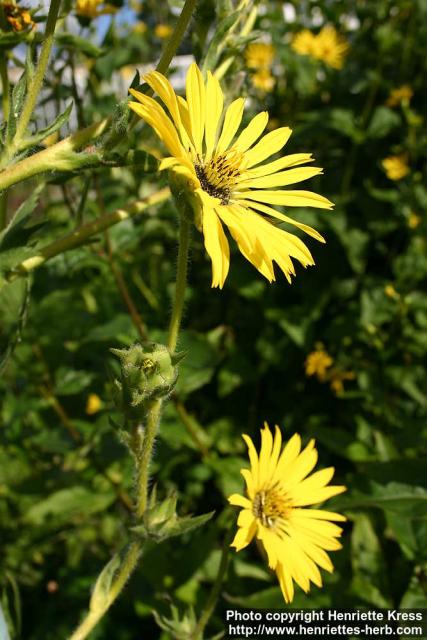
253 486 292 529
195 149 244 205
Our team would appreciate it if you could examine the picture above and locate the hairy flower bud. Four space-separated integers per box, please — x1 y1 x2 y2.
111 342 184 420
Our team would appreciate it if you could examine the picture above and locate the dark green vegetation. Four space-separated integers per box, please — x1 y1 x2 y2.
1 0 427 638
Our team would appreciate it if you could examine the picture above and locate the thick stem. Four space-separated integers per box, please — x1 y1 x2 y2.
135 399 162 519
69 542 141 640
156 0 197 76
0 53 10 123
167 213 191 353
13 0 62 145
4 187 170 284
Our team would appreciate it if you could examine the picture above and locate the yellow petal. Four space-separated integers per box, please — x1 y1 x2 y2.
237 189 334 209
244 127 292 168
186 63 206 155
230 520 257 551
205 71 224 159
234 111 269 152
240 166 323 189
237 508 256 528
242 434 260 485
258 423 274 486
239 199 325 243
292 508 346 522
216 98 245 153
199 192 230 288
228 494 252 508
245 153 314 179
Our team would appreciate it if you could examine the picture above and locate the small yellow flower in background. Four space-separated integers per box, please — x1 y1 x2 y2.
132 21 147 35
329 370 355 395
291 29 317 57
228 423 346 603
76 0 117 19
245 43 275 70
408 212 421 229
384 284 399 300
154 23 173 39
305 349 333 380
129 63 333 288
2 2 35 32
292 26 349 70
251 69 275 93
386 85 413 108
313 26 349 69
382 154 409 181
86 393 103 415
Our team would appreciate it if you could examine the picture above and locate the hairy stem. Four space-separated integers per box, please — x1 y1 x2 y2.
13 0 62 146
69 542 141 640
156 0 198 76
135 400 162 519
167 212 191 353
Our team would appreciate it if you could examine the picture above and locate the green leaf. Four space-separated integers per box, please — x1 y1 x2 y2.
367 107 401 139
20 102 73 150
89 552 121 612
56 33 104 57
25 487 115 527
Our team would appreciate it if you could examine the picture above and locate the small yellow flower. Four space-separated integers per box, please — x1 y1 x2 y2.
86 393 102 415
129 63 333 288
384 284 399 299
291 30 317 57
245 42 275 70
132 21 147 34
408 212 421 229
154 23 173 39
228 423 346 603
292 26 349 70
305 349 333 380
382 154 409 181
251 69 275 93
312 26 349 69
76 0 117 19
386 85 413 108
2 2 35 32
329 371 355 395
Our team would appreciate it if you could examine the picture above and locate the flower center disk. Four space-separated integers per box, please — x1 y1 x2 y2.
253 487 292 529
195 150 244 205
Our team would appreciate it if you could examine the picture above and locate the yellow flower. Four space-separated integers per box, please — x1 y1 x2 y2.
329 370 355 395
291 29 317 57
228 423 346 603
305 349 333 380
76 0 117 18
154 23 173 39
2 2 35 32
245 43 275 70
382 154 409 181
86 393 102 415
132 21 147 34
292 26 349 70
386 85 413 108
129 63 333 288
312 26 349 69
384 284 399 299
251 69 275 93
408 212 421 229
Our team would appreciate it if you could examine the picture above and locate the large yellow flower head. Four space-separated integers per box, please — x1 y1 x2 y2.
228 424 346 603
129 64 333 288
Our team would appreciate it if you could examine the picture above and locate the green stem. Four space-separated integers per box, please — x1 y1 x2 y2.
0 190 7 230
192 526 234 640
69 541 141 640
156 0 198 76
13 0 62 146
167 213 191 353
3 187 170 285
135 400 162 519
0 52 10 123
0 118 108 187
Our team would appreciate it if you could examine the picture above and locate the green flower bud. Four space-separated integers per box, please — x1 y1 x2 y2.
111 342 184 420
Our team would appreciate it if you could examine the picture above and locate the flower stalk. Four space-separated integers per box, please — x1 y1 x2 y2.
13 0 62 149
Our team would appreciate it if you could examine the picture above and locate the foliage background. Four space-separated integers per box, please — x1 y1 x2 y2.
1 0 427 638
